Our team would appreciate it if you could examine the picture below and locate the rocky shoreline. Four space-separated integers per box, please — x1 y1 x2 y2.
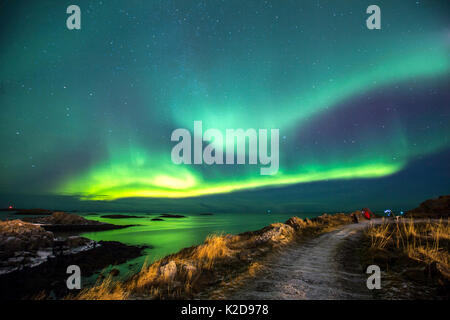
0 212 146 300
70 195 450 300
21 211 138 232
1 195 448 300
0 239 146 300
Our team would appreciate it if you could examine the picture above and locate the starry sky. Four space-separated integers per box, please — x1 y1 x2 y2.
0 0 449 212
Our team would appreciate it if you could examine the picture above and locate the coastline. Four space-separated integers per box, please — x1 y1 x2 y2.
0 195 448 300
0 213 146 300
71 213 355 300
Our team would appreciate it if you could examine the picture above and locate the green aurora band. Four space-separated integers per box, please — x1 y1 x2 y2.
0 1 449 202
57 45 450 200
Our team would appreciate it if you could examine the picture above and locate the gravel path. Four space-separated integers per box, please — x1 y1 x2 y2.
226 220 380 300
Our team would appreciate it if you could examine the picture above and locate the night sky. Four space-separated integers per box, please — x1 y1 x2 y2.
0 0 449 213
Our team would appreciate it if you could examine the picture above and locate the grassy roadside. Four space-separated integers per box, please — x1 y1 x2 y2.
360 218 449 299
69 213 353 300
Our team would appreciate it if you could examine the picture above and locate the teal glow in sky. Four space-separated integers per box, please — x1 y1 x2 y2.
0 0 449 210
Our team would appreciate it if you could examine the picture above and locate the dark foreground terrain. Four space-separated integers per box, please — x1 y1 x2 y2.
1 195 448 300
0 213 146 300
0 240 145 300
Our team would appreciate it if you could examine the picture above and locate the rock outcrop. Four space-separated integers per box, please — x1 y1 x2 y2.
254 223 295 245
0 219 147 299
22 212 137 232
407 195 450 217
0 220 99 275
159 261 178 282
0 220 53 259
24 211 95 225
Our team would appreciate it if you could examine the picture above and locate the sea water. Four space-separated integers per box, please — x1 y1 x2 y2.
78 212 323 282
0 211 323 284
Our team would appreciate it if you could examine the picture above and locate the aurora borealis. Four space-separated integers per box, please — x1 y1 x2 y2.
0 0 449 212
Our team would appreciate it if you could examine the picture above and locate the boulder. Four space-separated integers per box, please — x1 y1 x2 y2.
159 261 177 282
66 236 91 248
180 261 197 278
255 223 295 245
23 212 92 225
0 220 54 257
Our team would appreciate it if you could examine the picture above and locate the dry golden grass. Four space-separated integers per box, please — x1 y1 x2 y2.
192 234 233 269
70 276 129 300
71 213 353 300
132 259 162 292
73 234 235 300
368 221 393 249
30 290 48 300
366 218 449 269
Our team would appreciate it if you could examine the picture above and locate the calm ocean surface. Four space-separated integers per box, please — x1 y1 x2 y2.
79 212 324 281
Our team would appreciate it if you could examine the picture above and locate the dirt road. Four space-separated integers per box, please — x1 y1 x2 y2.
225 220 379 300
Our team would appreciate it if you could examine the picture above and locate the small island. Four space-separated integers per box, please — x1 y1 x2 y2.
22 211 138 232
158 214 186 218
